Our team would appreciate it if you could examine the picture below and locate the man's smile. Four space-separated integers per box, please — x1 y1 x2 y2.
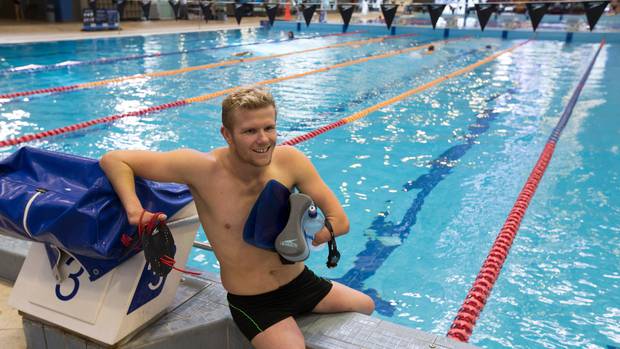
253 145 271 154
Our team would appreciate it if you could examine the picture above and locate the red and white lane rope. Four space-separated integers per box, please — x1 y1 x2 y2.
0 38 458 149
446 39 605 343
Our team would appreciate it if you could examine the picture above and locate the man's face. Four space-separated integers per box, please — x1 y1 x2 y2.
225 106 277 167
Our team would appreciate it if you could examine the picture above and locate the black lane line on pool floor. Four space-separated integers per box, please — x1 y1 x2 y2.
332 90 515 316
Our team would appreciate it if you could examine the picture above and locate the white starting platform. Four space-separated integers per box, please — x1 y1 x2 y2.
9 203 200 346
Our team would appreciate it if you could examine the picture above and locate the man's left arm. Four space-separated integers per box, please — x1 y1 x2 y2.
287 147 349 245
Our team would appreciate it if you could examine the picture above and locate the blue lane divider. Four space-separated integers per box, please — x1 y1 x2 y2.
333 90 514 316
0 31 364 75
549 40 604 144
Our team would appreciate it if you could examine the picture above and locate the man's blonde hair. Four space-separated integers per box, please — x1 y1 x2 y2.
221 87 276 130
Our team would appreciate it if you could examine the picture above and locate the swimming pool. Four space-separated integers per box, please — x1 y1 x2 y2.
1 25 618 349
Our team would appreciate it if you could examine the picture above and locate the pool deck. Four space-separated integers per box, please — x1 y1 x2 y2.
0 280 25 349
0 18 264 44
0 235 478 349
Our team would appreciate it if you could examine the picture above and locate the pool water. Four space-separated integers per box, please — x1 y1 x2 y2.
1 26 618 349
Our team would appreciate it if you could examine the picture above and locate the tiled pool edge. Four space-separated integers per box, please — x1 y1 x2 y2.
0 236 480 349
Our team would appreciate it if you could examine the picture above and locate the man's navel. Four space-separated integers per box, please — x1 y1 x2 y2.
224 223 231 230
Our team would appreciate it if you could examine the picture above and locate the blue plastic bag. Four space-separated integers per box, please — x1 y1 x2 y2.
0 147 193 281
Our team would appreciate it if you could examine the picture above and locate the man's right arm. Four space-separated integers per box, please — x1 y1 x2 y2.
99 149 207 225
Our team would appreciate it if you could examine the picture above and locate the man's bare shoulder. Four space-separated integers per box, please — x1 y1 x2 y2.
173 148 219 170
153 148 216 179
274 145 307 164
169 148 209 161
273 145 313 180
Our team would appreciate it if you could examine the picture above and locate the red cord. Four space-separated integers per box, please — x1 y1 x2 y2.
129 210 201 276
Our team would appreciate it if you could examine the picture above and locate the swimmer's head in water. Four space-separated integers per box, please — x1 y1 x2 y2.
427 45 435 52
233 51 251 57
221 87 278 167
287 31 294 39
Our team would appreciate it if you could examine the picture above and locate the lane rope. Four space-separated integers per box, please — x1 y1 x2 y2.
1 34 418 100
0 37 466 148
280 40 530 146
446 39 605 343
0 31 366 75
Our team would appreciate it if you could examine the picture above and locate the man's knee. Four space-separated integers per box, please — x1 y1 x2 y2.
358 292 375 315
251 317 305 349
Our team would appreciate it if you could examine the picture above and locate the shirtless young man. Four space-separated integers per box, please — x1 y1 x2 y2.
100 87 374 349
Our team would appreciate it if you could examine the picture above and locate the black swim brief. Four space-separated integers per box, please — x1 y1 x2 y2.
227 266 333 341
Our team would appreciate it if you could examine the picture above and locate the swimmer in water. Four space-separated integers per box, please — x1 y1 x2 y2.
232 51 252 57
425 45 435 54
287 31 295 39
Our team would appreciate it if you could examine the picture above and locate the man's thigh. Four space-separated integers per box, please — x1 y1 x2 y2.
251 316 305 349
312 281 375 315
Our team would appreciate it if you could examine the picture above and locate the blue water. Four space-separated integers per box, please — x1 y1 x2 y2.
1 26 618 349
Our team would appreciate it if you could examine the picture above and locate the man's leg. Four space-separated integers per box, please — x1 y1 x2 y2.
251 316 305 349
312 281 375 315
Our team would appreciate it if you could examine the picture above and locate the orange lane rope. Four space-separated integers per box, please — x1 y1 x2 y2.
281 39 532 146
0 37 468 148
183 37 468 104
1 33 419 100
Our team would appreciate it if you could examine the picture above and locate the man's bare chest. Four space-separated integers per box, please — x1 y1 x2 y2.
192 174 294 232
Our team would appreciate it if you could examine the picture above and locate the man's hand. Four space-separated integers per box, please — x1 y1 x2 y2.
127 209 167 227
312 226 332 246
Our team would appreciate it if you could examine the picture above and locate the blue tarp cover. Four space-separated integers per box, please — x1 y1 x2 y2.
0 147 193 281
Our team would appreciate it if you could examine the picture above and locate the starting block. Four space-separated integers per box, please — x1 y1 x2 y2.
9 203 200 346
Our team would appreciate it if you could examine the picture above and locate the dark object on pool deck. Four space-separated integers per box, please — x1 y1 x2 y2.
199 1 212 23
475 4 497 31
427 4 446 29
381 4 399 30
114 0 127 20
234 3 253 25
585 1 610 31
302 4 317 27
526 3 549 32
265 3 279 26
168 0 180 20
141 0 151 20
338 4 354 32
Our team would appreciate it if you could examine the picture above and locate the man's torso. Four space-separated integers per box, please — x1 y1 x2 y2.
188 147 304 295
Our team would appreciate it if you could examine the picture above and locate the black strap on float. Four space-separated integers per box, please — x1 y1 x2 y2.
324 219 340 268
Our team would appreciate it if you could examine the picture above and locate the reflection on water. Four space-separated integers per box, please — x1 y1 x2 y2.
0 30 618 349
